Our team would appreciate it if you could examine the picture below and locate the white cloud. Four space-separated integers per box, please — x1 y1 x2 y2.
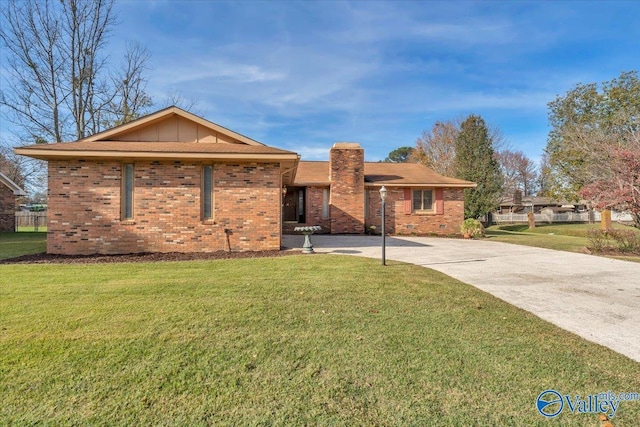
108 0 640 163
154 58 286 85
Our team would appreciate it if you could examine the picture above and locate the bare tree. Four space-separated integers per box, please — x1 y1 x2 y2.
0 0 152 143
1 0 67 143
413 120 459 176
160 88 200 114
537 152 553 197
0 140 46 191
497 149 538 197
104 41 153 127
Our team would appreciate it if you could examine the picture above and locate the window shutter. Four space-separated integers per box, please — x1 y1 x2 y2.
404 188 412 214
435 188 444 215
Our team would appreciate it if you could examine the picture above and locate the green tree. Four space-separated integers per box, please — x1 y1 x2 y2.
414 117 508 177
454 115 503 220
384 146 414 163
545 71 640 201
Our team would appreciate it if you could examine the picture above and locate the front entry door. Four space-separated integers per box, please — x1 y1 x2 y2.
283 188 305 223
284 190 297 222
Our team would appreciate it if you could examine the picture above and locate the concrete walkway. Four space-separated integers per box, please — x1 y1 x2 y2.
282 235 640 363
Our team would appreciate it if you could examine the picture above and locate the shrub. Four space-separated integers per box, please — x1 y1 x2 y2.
586 229 610 252
607 229 640 253
460 218 484 238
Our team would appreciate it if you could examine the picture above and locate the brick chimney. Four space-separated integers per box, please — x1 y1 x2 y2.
329 142 365 234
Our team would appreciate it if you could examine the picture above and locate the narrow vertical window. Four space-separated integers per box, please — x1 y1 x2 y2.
322 188 330 219
297 188 306 223
363 189 369 219
202 165 213 220
122 163 134 220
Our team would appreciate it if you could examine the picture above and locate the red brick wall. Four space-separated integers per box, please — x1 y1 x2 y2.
47 159 281 255
0 183 16 232
365 187 464 235
282 186 331 234
329 145 365 234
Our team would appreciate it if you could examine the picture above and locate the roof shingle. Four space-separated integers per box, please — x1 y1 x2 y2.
294 161 475 187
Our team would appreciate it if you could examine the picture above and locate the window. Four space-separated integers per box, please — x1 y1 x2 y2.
413 189 434 212
363 189 369 219
322 188 330 219
122 163 134 220
202 165 213 220
298 190 305 220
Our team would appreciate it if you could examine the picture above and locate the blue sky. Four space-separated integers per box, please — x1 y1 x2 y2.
9 0 640 163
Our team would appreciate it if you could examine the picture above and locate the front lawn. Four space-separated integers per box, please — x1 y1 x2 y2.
1 256 639 425
486 223 640 262
0 232 46 260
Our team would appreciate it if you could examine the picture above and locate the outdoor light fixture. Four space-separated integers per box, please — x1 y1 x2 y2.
379 185 387 266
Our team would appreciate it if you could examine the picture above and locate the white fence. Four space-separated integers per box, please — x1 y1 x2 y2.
493 211 634 224
11 210 635 229
14 211 47 231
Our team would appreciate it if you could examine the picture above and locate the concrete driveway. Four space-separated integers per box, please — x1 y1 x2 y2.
282 234 640 363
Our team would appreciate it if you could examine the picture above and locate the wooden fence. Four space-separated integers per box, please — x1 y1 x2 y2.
14 211 47 231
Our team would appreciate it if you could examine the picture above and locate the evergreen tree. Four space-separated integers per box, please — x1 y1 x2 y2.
384 146 414 163
454 115 503 220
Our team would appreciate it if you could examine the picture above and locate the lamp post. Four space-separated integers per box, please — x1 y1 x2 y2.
379 185 387 266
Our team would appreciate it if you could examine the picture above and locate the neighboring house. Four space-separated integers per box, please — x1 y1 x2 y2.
0 172 26 232
15 107 475 255
497 194 588 214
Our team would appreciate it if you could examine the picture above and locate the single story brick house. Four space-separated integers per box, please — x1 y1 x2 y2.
0 172 26 232
15 107 475 255
284 143 475 236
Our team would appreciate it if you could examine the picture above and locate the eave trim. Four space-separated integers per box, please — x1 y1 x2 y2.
14 148 299 162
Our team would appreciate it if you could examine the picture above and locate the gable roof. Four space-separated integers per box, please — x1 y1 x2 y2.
81 106 264 146
294 161 476 188
0 172 27 196
13 106 300 185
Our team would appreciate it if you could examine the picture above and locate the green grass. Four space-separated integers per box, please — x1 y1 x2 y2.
486 223 640 262
16 225 48 232
0 232 46 260
1 256 639 426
